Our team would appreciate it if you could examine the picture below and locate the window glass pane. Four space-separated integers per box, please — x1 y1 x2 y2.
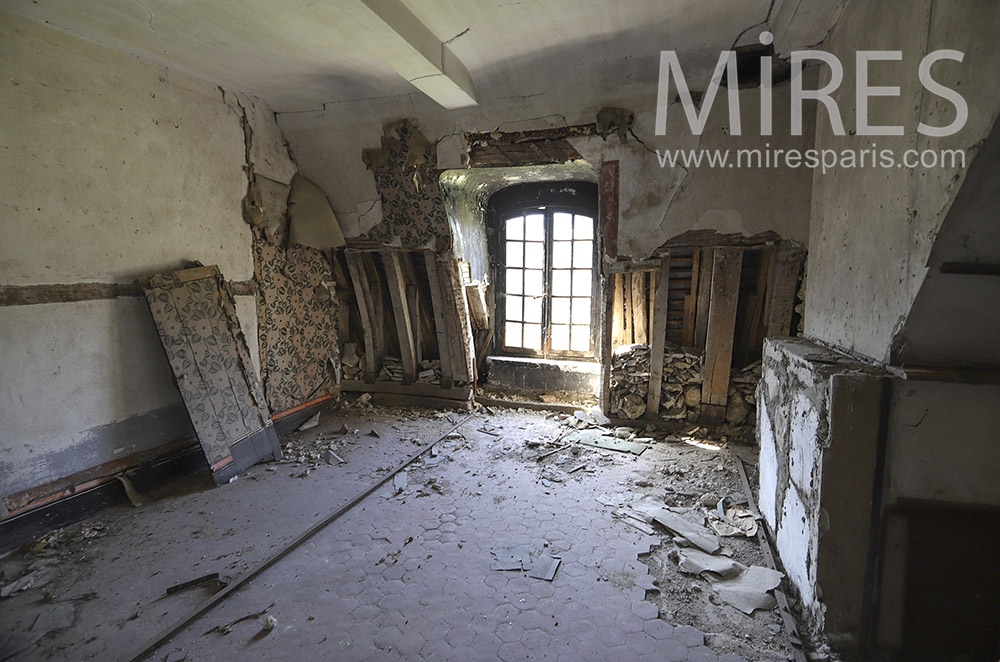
525 213 545 241
574 215 594 239
571 325 590 351
572 269 592 296
524 269 544 296
552 270 571 296
524 242 545 268
571 297 591 324
553 212 573 240
522 323 542 350
505 321 522 347
550 324 570 351
552 241 572 268
506 295 523 321
506 268 523 295
551 297 571 324
523 296 542 323
573 240 592 268
506 241 523 268
506 216 523 240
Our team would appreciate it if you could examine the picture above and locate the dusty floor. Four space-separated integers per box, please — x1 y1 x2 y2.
0 401 797 661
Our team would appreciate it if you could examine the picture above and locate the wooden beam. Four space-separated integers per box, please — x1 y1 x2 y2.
631 271 647 344
598 161 619 259
764 241 804 338
682 251 701 347
612 273 625 347
623 272 633 344
701 248 744 421
382 251 417 384
599 266 615 414
693 248 714 350
344 252 378 382
423 252 454 388
645 257 671 419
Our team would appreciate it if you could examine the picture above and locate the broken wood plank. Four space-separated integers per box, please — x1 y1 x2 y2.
612 273 626 347
623 272 633 344
598 160 619 259
693 248 714 350
701 248 744 418
423 252 454 388
382 251 417 385
764 241 804 338
645 256 671 419
599 268 615 414
345 253 379 381
631 271 647 344
682 250 700 347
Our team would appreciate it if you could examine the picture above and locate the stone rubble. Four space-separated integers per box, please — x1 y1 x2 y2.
340 342 442 385
608 342 761 427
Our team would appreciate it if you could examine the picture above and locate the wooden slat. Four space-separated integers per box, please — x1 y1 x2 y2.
631 271 647 344
598 161 619 259
645 257 671 419
764 241 804 338
682 250 700 347
693 247 715 350
382 251 417 385
743 246 772 364
701 248 744 420
623 272 633 344
599 268 615 414
612 273 625 347
344 253 378 382
422 252 454 389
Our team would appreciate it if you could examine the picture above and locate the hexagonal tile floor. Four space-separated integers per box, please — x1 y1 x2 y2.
1 405 751 661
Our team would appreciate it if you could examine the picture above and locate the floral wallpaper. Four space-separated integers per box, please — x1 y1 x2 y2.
142 267 268 467
361 120 452 252
252 187 340 414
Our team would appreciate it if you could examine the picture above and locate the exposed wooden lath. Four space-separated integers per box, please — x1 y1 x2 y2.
465 125 597 167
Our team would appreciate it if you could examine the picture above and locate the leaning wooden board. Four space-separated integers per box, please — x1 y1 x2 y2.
141 266 281 484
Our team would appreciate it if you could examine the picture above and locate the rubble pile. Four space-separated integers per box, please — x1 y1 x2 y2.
726 360 761 427
608 343 650 419
657 344 704 421
341 343 442 385
608 342 759 428
340 342 365 381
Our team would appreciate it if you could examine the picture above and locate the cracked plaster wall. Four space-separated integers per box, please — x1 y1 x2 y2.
0 13 294 498
803 0 1000 362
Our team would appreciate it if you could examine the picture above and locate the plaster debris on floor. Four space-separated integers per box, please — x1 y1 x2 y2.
0 400 806 662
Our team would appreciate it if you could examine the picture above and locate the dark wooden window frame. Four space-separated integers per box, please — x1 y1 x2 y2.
487 181 600 360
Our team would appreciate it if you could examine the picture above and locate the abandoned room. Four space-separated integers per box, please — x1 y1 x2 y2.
1 0 998 660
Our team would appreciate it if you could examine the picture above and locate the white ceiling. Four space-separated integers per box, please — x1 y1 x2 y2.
2 0 841 113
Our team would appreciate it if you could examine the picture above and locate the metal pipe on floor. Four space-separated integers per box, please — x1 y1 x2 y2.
125 414 476 662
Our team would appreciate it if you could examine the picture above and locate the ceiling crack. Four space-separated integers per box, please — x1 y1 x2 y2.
132 0 173 68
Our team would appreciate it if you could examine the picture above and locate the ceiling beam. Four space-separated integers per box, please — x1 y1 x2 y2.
352 0 478 109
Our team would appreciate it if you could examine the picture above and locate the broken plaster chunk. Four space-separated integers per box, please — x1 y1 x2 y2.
709 565 784 615
262 615 278 633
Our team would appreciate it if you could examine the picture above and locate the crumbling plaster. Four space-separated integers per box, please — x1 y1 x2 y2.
758 338 886 646
0 13 294 498
803 0 1000 362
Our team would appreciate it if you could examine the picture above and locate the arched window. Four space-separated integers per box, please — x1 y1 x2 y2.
488 181 599 359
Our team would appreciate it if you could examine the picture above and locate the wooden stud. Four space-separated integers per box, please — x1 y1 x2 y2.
701 248 744 421
612 273 625 347
645 256 671 419
623 272 633 344
631 271 647 344
693 247 714 350
682 251 701 347
344 252 378 382
764 241 805 338
382 251 417 385
422 252 454 389
599 267 615 415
